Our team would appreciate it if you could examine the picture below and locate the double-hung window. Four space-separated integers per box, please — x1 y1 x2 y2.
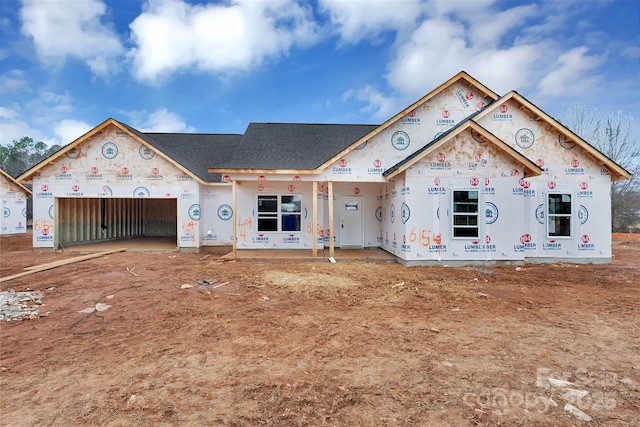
257 195 301 232
452 190 479 238
547 193 572 238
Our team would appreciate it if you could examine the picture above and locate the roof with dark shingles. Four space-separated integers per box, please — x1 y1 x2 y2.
144 133 241 181
116 120 378 181
226 123 379 170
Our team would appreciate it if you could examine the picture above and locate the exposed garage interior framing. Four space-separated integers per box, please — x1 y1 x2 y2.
54 197 177 248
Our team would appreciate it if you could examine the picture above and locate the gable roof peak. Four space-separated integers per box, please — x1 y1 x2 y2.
474 91 631 181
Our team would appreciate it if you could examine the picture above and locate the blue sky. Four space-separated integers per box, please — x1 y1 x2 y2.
1 0 639 148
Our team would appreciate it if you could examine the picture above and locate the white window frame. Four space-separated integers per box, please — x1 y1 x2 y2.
257 194 302 233
451 189 480 239
547 192 572 239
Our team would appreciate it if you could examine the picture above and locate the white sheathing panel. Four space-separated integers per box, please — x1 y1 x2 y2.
379 179 408 257
31 124 200 248
382 129 528 261
322 81 489 182
477 100 613 260
325 182 382 248
0 175 28 234
235 181 322 249
200 185 233 245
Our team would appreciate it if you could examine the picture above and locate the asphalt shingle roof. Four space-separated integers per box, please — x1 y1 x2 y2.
116 120 378 181
144 133 241 181
227 123 379 170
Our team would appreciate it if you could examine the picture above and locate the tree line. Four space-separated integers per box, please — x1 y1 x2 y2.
562 104 639 232
0 136 61 178
1 106 638 232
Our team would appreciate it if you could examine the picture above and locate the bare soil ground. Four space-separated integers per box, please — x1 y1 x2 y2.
1 232 639 426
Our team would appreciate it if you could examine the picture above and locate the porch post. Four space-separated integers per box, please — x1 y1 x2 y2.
53 197 59 250
232 180 237 259
328 181 334 258
312 181 318 258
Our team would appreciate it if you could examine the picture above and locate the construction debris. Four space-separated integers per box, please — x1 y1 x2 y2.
181 279 233 294
195 279 215 285
78 303 112 314
0 248 127 283
564 403 592 422
1 290 45 322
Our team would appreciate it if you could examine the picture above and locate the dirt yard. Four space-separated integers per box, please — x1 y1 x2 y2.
1 232 639 426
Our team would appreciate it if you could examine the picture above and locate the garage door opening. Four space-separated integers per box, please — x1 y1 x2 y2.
55 198 177 250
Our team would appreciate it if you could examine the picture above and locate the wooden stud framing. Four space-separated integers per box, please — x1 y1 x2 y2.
232 180 237 259
328 181 334 258
312 181 318 258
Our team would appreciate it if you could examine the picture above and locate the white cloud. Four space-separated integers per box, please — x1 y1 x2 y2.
0 108 55 147
126 108 196 133
467 45 544 95
128 0 319 84
53 119 92 145
19 0 123 76
0 106 20 121
0 91 84 148
429 0 497 17
0 70 30 94
343 85 399 119
467 4 538 48
539 47 606 97
319 0 423 44
385 18 468 96
621 46 640 61
348 0 612 116
381 2 547 98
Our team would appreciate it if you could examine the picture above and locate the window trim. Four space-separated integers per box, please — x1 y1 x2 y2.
547 192 572 239
257 194 302 233
451 189 480 239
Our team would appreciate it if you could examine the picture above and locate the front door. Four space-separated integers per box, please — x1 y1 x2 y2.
340 197 363 248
